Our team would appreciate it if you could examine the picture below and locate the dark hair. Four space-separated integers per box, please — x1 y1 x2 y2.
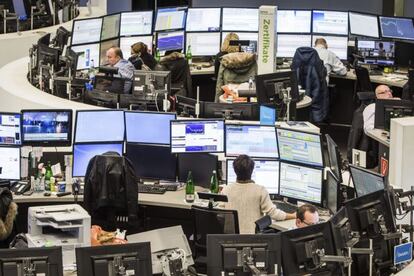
296 204 318 222
233 155 255 181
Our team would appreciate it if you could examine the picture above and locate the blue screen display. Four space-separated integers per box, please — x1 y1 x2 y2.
22 111 71 143
157 31 185 52
72 143 123 177
380 17 414 40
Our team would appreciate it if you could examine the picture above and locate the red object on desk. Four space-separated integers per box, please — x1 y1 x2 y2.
381 157 388 176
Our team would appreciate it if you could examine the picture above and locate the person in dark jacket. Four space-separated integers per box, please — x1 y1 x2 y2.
0 188 17 248
292 46 329 123
128 42 157 70
214 32 240 79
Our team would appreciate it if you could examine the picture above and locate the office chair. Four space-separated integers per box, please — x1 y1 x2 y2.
354 66 373 101
402 69 414 102
254 215 277 234
191 205 239 273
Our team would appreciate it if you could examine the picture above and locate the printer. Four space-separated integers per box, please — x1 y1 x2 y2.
27 204 91 267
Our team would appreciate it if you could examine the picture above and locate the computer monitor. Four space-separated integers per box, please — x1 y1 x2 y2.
385 105 414 131
207 234 281 276
156 30 185 52
120 11 153 36
0 246 63 276
349 12 379 38
374 99 413 130
125 111 176 145
325 170 340 214
312 35 348 60
312 10 349 35
349 164 386 197
276 128 323 167
0 147 20 181
37 44 60 70
222 8 259 32
72 143 123 177
344 189 396 239
325 134 343 183
357 39 395 66
279 162 323 205
93 75 125 94
71 43 100 70
0 112 21 145
170 119 224 153
101 13 120 41
83 90 119 108
37 33 51 46
202 102 259 120
12 0 27 18
329 207 355 256
226 159 279 194
76 242 152 276
277 10 312 33
185 8 221 32
126 143 177 181
132 70 171 95
177 153 218 188
281 222 343 275
71 17 102 45
21 109 72 147
175 95 204 117
75 110 125 143
379 16 414 41
394 40 414 67
99 38 120 66
185 32 220 56
120 35 153 60
255 71 300 106
221 32 258 47
225 124 278 159
53 27 71 50
277 34 312 58
155 6 187 31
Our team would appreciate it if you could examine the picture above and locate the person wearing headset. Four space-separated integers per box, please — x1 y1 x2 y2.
128 42 157 71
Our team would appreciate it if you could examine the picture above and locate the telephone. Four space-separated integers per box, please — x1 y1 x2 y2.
11 181 31 195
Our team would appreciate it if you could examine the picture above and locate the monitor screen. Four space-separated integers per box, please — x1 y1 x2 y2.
226 159 279 194
185 32 220 56
380 16 414 40
120 36 153 60
186 8 221 32
326 170 339 214
225 124 278 159
178 153 218 188
155 7 187 31
0 113 21 145
125 111 176 144
75 110 125 143
277 10 312 33
72 143 123 177
101 13 120 41
71 18 102 45
349 165 385 197
325 134 343 183
312 35 348 60
276 128 323 167
126 144 177 181
357 40 395 65
71 43 100 70
255 71 300 105
279 162 323 204
0 147 20 180
171 119 224 153
99 38 120 66
349 12 379 38
277 34 312 58
394 40 414 67
312 10 349 35
222 8 259 32
157 30 185 52
21 110 72 146
12 0 27 17
120 11 153 36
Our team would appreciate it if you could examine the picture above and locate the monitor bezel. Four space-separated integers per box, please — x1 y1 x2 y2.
21 109 73 147
0 112 21 146
348 10 380 39
0 145 21 181
348 164 386 197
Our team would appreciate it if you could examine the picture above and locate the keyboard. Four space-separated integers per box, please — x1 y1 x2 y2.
160 184 179 191
138 184 166 194
273 201 298 213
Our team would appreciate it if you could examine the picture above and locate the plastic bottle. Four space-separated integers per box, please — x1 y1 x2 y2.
185 171 195 203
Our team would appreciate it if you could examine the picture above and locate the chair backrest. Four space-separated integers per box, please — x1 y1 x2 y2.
191 205 239 254
354 66 373 92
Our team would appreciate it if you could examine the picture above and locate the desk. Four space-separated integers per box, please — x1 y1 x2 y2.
366 128 390 147
190 65 214 75
218 94 312 109
395 260 414 275
332 71 408 89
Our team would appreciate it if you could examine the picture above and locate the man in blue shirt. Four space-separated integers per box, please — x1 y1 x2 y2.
106 47 135 93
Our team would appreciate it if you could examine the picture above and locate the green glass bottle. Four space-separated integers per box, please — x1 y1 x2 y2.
155 48 161 63
185 171 195 203
210 170 219 194
44 161 53 191
186 45 192 65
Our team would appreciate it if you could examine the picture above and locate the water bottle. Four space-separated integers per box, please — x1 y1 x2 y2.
185 171 195 203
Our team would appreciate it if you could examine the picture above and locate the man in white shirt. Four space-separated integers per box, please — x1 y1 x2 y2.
363 84 394 132
221 155 296 234
314 38 347 83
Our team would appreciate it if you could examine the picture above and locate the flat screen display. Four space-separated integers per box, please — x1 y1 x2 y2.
120 11 153 36
155 7 187 31
71 18 102 45
277 10 312 33
380 16 414 40
312 10 349 35
101 13 120 41
222 8 259 32
0 113 21 145
185 32 220 56
349 12 379 38
186 8 221 32
0 147 20 180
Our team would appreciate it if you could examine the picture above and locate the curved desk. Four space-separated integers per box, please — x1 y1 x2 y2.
331 70 408 88
219 94 312 109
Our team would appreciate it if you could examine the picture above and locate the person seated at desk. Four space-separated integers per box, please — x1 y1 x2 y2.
128 42 156 71
105 46 135 93
363 84 395 132
215 52 257 102
214 32 240 79
295 204 319 228
221 155 296 234
314 38 347 83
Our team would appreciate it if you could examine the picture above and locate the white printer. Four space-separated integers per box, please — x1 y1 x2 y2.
27 204 91 268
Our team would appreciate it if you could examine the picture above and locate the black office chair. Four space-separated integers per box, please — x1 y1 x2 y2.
254 215 277 234
402 69 414 102
191 205 239 273
354 66 373 93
